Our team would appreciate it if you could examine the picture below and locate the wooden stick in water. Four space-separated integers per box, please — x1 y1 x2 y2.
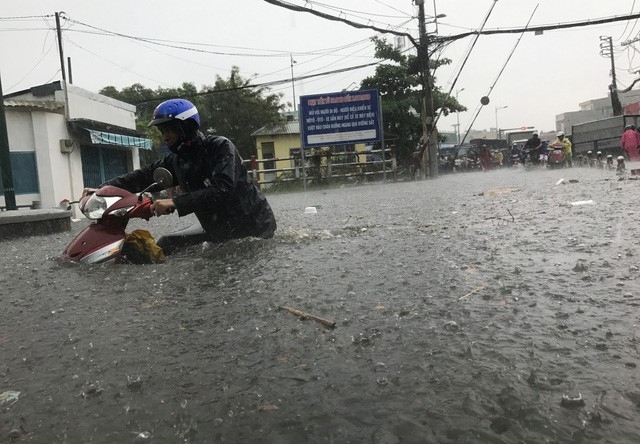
278 305 336 329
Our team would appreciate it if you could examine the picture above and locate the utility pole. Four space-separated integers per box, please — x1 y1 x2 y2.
0 73 17 210
290 54 297 112
600 35 622 116
415 0 437 179
455 88 464 144
55 12 70 120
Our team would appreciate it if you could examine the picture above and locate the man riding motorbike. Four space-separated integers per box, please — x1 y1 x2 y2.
523 132 542 165
84 98 277 254
549 131 572 167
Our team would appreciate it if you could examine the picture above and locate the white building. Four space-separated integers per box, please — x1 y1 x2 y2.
1 81 150 215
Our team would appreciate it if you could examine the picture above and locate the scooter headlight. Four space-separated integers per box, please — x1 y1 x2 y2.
82 193 107 219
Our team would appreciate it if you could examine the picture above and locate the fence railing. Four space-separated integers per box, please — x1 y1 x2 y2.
243 148 396 188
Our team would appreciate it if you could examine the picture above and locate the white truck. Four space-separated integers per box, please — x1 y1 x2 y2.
505 129 537 149
571 115 640 156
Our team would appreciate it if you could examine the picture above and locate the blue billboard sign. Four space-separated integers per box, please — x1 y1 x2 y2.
299 89 381 148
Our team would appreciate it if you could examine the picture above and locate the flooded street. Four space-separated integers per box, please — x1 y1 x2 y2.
2 165 640 443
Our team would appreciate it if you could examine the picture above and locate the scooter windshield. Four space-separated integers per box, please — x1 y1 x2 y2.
82 194 122 220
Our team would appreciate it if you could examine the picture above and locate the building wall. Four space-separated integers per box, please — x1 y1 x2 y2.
254 132 372 183
255 133 301 176
556 90 640 135
32 111 75 210
2 83 141 216
64 84 137 128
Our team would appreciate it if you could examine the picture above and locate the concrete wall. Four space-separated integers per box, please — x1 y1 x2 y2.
64 84 137 129
2 83 141 216
255 133 291 177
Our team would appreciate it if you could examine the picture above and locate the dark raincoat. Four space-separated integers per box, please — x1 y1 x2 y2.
103 132 276 244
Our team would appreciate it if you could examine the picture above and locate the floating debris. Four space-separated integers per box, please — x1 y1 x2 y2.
81 383 103 398
561 393 585 408
127 375 143 392
0 390 20 405
444 320 459 331
481 187 519 196
573 261 589 272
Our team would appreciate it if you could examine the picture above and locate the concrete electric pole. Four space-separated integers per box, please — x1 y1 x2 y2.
415 0 438 179
600 35 622 116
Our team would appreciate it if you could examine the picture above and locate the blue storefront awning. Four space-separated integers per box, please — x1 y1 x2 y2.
85 128 152 150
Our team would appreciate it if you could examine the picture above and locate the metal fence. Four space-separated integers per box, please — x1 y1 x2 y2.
243 147 396 188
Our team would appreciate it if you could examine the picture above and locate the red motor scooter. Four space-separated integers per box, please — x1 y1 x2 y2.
547 143 566 169
62 168 173 264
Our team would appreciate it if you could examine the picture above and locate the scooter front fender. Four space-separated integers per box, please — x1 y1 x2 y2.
63 223 126 264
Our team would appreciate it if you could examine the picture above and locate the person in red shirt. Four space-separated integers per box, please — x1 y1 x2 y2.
620 125 640 161
479 144 493 171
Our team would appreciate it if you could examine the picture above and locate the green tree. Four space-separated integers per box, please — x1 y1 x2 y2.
197 66 285 159
99 67 285 162
360 37 466 166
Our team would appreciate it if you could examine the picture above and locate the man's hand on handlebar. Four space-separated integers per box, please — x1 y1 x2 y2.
151 198 176 217
82 188 96 198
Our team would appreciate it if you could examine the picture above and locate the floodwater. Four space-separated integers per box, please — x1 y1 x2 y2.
2 165 640 443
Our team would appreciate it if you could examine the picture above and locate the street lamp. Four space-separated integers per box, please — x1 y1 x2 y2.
495 105 508 139
455 88 464 144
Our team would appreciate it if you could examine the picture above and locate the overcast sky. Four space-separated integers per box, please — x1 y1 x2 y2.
2 0 639 135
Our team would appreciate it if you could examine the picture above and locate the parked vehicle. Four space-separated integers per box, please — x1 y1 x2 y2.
571 115 639 158
62 168 173 264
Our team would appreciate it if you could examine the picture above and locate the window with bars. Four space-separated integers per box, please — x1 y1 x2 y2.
0 152 39 195
81 146 128 188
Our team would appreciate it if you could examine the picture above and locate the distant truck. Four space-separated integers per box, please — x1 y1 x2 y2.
571 115 640 156
469 138 508 151
505 129 537 149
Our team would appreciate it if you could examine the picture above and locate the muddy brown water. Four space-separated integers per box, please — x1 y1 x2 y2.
2 166 640 443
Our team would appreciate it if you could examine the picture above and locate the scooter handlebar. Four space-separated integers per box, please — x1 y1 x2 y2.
129 196 154 220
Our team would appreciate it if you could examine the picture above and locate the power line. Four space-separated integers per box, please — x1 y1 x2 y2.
63 16 374 59
436 12 640 43
131 61 382 105
306 1 411 20
262 0 419 48
459 5 539 145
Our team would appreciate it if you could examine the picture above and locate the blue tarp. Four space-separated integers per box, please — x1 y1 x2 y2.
86 128 152 150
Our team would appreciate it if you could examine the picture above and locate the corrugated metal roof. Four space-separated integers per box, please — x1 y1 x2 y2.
4 99 65 112
252 120 300 137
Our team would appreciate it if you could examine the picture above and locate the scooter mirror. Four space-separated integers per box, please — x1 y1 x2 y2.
139 168 174 201
153 167 173 189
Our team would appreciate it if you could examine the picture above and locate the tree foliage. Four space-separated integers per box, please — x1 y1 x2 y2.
359 37 466 165
99 66 285 162
197 66 285 159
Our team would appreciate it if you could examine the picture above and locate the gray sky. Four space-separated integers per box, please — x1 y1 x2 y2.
1 0 639 135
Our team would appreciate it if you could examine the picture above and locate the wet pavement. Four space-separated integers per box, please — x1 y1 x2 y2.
2 164 640 443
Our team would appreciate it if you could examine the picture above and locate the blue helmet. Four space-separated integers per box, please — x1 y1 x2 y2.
149 98 200 128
